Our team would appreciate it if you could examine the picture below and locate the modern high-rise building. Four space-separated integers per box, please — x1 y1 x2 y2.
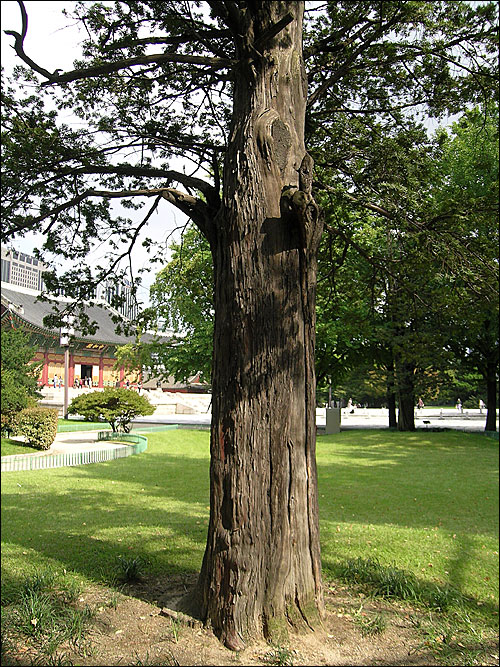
1 247 46 292
1 247 138 320
95 279 138 321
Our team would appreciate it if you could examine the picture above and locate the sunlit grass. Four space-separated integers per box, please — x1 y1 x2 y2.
57 419 111 432
316 430 498 611
1 437 35 456
1 428 497 624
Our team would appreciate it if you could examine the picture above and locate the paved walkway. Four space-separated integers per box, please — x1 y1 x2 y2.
1 430 143 472
133 408 498 434
3 408 497 467
335 407 498 432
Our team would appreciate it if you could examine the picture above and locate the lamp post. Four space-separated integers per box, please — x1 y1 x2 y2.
59 317 74 419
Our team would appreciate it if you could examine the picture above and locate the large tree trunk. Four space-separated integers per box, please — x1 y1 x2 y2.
193 2 324 649
386 358 397 428
485 359 497 432
396 360 416 431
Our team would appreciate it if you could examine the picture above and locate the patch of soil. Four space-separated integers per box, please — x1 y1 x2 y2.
57 575 442 666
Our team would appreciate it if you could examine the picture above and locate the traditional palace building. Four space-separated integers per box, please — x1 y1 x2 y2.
0 248 210 394
1 248 150 388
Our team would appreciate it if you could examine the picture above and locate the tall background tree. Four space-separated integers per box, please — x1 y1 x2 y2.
1 329 41 425
2 0 498 647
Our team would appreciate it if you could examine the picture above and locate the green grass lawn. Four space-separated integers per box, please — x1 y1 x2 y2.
0 438 36 457
316 430 498 607
1 428 498 660
56 419 111 432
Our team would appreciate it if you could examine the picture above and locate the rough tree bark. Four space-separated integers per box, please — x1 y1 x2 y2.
190 2 325 650
396 359 416 431
386 358 397 428
485 358 497 432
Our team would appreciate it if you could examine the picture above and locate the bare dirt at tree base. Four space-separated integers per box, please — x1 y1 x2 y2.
6 574 498 666
69 575 443 666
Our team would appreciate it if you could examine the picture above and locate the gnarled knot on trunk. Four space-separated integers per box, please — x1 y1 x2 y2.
255 109 291 173
280 186 319 247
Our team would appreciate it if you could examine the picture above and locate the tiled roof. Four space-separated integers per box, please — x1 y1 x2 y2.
0 287 158 345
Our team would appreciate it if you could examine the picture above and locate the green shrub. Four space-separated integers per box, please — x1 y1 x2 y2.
16 407 59 450
68 388 155 432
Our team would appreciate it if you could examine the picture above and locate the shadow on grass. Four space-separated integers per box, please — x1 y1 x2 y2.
323 555 499 627
2 429 498 619
316 430 498 536
1 447 209 608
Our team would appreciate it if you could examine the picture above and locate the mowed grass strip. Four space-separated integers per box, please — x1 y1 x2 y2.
1 429 498 618
317 429 499 611
56 419 112 433
1 438 37 457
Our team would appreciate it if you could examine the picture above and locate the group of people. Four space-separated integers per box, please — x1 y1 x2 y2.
456 398 486 412
347 397 486 414
51 375 144 390
73 376 93 388
119 378 143 392
51 374 95 388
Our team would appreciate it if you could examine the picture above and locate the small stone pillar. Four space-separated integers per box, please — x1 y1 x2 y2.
325 406 341 434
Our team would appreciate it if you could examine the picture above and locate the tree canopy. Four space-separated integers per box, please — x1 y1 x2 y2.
68 387 155 432
0 328 41 418
2 1 497 307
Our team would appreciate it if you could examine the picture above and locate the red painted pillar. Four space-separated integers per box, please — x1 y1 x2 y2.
119 366 124 387
69 353 75 387
42 350 49 386
99 356 104 388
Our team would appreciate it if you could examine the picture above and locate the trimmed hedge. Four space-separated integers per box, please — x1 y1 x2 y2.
15 407 59 451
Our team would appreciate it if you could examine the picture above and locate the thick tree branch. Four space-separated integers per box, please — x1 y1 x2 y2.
206 1 242 36
4 1 59 79
62 164 220 207
254 12 294 51
4 2 234 85
41 52 235 86
9 185 218 252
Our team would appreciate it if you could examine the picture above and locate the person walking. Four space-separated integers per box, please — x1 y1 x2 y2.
456 398 462 413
